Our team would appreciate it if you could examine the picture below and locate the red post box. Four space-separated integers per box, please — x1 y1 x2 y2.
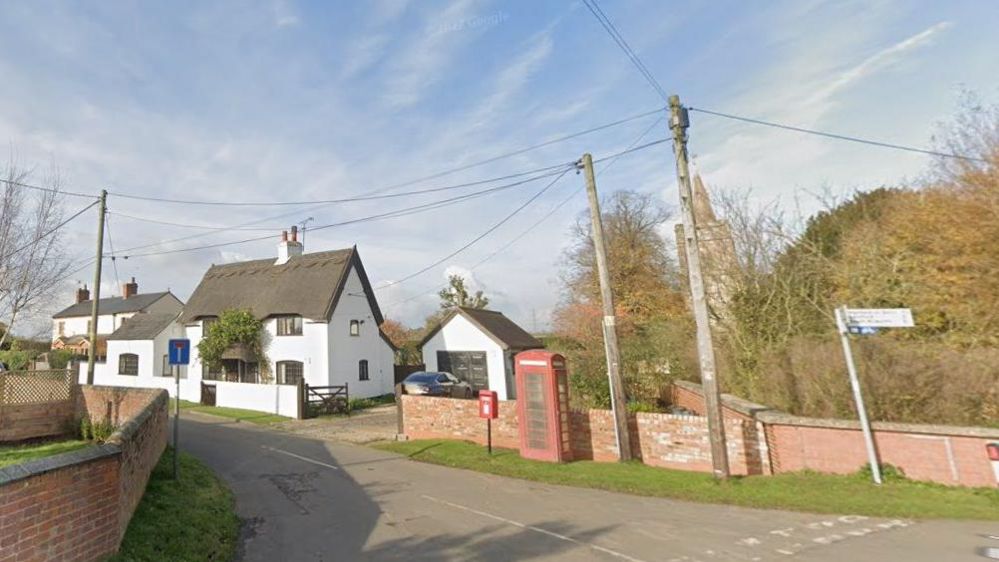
479 390 498 454
478 390 498 419
515 350 571 463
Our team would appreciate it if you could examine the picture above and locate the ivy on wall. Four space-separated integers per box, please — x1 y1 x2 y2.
197 309 271 381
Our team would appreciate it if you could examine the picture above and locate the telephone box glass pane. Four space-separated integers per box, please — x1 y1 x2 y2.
524 373 549 450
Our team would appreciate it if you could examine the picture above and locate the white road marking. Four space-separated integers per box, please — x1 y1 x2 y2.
981 547 999 560
260 445 340 470
421 494 648 562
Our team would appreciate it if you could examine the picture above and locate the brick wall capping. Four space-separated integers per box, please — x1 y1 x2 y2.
0 442 119 486
674 378 999 439
756 411 999 439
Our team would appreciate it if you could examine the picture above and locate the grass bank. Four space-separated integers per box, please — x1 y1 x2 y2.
171 398 289 425
375 439 999 520
111 447 239 561
0 439 89 468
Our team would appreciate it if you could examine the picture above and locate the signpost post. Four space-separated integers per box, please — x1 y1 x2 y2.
168 338 190 480
835 307 914 485
478 390 498 455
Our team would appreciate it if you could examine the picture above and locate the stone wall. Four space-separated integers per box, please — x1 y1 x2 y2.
0 386 168 561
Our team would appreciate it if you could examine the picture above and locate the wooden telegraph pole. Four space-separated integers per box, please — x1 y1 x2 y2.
86 190 107 385
580 153 633 461
667 95 730 479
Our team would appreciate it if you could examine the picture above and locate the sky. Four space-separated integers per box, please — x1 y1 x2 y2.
1 0 998 336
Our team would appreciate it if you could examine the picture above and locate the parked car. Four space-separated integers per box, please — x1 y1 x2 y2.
401 371 473 398
0 361 7 372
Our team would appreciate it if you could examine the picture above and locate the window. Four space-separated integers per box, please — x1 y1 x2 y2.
202 316 218 335
349 319 360 337
57 322 65 337
358 359 369 381
119 353 139 376
162 354 169 376
203 361 222 381
276 361 304 385
277 315 303 336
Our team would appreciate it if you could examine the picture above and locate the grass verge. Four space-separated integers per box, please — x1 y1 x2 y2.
0 439 89 468
374 439 999 520
171 398 289 425
111 447 239 561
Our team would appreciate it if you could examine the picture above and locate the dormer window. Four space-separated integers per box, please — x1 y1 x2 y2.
349 319 360 337
277 315 303 336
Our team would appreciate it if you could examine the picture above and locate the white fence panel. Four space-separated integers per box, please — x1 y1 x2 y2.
212 381 299 418
78 363 201 402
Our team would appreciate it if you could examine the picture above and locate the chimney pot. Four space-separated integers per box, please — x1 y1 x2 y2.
291 225 298 242
281 230 288 242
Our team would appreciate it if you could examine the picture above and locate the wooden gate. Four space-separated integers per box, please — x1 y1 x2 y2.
200 382 217 406
304 383 349 417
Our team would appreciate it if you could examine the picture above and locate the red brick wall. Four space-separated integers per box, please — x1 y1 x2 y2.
401 395 770 476
0 400 75 442
0 386 168 562
766 422 997 487
401 395 520 448
672 381 999 487
77 386 168 538
0 456 119 562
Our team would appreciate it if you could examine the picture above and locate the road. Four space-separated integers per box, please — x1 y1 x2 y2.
177 412 997 561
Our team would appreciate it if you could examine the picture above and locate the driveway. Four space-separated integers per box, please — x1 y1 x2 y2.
177 411 997 562
272 404 398 444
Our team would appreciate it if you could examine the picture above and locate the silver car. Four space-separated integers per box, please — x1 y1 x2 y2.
401 371 473 398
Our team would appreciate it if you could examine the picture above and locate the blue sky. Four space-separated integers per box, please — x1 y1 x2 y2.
2 0 998 334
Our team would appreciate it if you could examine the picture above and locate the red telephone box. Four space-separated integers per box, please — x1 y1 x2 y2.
515 350 571 463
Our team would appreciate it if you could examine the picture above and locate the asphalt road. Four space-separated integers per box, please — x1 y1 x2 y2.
177 412 998 562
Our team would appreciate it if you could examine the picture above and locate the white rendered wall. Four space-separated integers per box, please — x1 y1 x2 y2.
212 381 300 418
421 314 509 399
262 317 329 386
328 266 395 398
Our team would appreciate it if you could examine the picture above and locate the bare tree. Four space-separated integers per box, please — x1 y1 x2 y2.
0 162 72 348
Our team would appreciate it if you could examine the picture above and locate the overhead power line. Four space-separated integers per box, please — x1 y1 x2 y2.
105 213 123 296
117 166 575 258
4 200 99 260
108 160 575 207
581 0 668 102
106 107 663 206
0 178 99 200
375 167 573 292
384 115 666 308
688 107 990 163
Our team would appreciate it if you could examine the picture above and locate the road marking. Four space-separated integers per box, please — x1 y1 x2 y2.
260 445 340 470
421 494 648 562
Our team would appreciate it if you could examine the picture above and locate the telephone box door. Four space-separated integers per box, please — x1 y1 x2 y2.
515 351 571 463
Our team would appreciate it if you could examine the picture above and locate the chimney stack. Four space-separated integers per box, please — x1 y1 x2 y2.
75 285 90 304
123 277 138 299
275 227 304 265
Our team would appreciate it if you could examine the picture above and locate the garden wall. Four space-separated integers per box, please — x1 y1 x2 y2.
399 395 770 476
0 370 77 442
0 385 168 561
671 380 999 487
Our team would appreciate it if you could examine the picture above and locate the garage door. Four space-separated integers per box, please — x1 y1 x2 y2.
437 351 489 391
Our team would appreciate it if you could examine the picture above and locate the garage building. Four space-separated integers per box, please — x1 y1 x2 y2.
419 307 544 400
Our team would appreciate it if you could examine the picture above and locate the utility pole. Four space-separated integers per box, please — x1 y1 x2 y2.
580 153 633 462
668 95 730 479
86 190 107 385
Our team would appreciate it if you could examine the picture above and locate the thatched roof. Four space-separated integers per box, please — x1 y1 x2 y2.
180 247 383 324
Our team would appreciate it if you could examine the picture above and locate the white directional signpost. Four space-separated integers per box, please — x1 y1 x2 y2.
835 307 915 485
